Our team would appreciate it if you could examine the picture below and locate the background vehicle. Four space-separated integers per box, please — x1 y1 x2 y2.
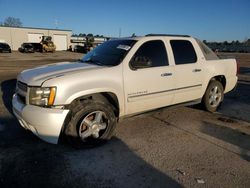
18 43 35 53
30 43 43 52
0 42 11 53
12 34 238 147
40 36 56 52
73 45 85 53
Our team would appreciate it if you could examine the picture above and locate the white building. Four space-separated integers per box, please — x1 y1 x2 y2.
0 26 72 51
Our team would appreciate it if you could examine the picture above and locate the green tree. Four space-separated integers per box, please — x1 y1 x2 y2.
87 33 94 37
245 39 250 46
223 41 229 45
79 33 86 37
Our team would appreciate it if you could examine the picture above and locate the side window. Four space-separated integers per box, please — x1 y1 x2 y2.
170 40 197 65
130 40 168 70
196 39 219 60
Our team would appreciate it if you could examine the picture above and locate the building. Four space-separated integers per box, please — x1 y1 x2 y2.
0 26 72 51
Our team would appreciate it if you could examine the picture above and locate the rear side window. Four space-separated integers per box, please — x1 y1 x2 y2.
170 40 197 65
196 39 219 60
130 40 168 69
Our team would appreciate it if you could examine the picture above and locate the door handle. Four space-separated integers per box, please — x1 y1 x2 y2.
193 69 202 72
161 73 172 77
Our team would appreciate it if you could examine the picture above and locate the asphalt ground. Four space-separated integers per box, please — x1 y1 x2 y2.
0 51 249 188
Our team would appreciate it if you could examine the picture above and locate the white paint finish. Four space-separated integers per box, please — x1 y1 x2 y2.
53 34 67 51
12 94 69 144
124 66 175 114
27 33 43 43
12 35 239 144
171 63 204 104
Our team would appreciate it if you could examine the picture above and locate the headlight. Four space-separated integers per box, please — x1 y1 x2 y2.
29 87 56 107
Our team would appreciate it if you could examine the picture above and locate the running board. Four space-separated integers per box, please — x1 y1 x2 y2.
119 99 202 121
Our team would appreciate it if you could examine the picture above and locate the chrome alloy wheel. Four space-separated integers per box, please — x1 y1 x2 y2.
79 111 107 140
208 85 222 107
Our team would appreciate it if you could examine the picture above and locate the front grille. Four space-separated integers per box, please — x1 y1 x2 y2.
17 81 27 92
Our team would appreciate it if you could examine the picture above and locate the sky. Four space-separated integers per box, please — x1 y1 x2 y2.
0 0 249 42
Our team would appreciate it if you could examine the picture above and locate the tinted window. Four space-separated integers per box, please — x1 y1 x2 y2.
0 43 8 48
130 40 168 69
81 39 136 66
196 39 219 60
170 40 197 65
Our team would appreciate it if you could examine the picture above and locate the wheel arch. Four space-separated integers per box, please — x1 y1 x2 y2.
202 75 226 97
209 75 226 90
66 92 120 118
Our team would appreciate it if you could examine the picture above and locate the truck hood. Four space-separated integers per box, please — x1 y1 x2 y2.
18 61 102 86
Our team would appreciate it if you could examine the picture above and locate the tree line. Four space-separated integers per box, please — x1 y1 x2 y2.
204 39 250 53
72 33 105 38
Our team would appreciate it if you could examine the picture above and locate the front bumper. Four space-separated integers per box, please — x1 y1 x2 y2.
12 94 69 144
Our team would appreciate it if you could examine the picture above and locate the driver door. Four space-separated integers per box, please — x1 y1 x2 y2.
123 40 175 115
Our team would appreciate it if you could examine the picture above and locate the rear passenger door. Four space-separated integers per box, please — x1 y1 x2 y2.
170 40 204 104
123 40 175 115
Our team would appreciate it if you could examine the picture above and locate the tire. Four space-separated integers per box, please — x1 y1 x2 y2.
63 99 117 148
202 80 224 112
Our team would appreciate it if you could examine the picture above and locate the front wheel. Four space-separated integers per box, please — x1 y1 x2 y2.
202 80 224 112
64 100 117 147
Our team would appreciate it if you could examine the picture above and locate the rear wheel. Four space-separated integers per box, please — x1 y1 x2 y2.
64 99 117 148
202 80 224 112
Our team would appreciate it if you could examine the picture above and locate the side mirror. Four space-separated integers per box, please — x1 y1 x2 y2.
130 56 152 70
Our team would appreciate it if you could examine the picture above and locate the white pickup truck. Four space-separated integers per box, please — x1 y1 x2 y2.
12 34 238 146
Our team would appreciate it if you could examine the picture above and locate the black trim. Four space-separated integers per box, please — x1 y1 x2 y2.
128 84 202 99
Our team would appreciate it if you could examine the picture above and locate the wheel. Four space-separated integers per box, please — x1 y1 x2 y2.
202 80 224 112
63 99 117 147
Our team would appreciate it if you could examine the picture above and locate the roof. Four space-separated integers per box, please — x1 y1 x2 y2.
145 34 190 37
114 34 192 41
0 25 72 32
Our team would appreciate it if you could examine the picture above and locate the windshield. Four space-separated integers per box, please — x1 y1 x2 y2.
80 39 136 66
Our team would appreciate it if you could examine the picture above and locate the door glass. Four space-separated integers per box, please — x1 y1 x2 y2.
130 40 168 69
170 40 197 65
